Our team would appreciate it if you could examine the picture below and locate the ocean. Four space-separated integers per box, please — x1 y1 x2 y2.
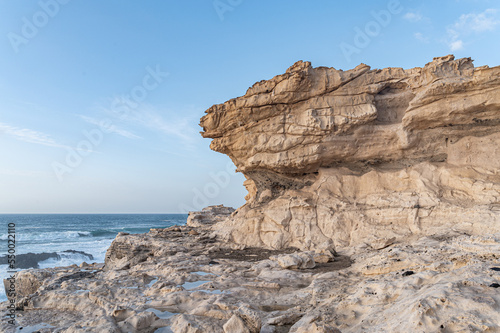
0 214 187 301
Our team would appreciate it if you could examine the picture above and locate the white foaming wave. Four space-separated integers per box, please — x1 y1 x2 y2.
17 238 113 259
0 239 113 303
38 255 92 270
0 230 92 241
0 264 10 302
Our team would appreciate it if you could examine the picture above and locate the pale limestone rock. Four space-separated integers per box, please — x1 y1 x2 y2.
235 305 261 333
293 322 341 333
112 308 136 321
170 313 224 332
260 325 277 333
186 205 235 227
313 241 336 263
170 314 204 333
288 314 341 333
3 269 52 302
289 315 320 332
369 237 396 250
223 314 250 333
312 253 332 264
266 312 303 326
124 311 159 330
270 252 316 269
201 55 500 251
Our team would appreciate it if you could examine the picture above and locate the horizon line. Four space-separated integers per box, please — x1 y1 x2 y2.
0 212 190 215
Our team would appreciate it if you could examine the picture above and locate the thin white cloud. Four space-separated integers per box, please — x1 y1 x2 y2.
414 32 429 43
454 8 499 33
79 115 142 140
103 96 198 145
0 122 100 154
0 122 66 148
446 8 499 51
404 12 422 22
449 40 464 51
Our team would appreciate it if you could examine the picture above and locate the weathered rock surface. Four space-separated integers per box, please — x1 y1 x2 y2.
201 55 500 250
270 252 316 269
3 223 500 332
186 205 235 228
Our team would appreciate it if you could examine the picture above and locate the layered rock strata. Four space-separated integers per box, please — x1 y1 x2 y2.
200 55 500 250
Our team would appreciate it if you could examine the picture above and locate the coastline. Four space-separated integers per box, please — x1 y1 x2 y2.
0 214 186 302
2 211 500 332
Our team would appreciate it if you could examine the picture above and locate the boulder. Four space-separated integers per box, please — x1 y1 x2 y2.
270 252 315 269
187 205 235 227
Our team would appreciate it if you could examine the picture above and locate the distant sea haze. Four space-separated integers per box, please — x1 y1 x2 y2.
0 214 187 301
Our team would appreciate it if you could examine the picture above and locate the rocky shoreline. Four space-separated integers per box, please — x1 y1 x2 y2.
2 211 500 332
0 251 95 270
3 55 500 332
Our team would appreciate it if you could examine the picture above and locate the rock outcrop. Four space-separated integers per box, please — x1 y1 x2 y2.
201 55 500 250
4 222 500 332
186 205 235 228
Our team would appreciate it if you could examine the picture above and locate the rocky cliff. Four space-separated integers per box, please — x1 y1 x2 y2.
201 55 500 250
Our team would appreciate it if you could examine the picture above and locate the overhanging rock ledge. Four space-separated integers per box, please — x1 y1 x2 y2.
200 55 500 250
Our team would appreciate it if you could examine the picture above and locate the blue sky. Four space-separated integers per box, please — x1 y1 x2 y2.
0 0 499 213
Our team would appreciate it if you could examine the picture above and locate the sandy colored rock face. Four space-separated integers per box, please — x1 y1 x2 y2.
201 55 500 250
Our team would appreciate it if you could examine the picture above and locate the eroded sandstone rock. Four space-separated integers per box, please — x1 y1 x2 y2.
186 205 235 228
270 252 316 269
3 222 500 333
201 55 500 250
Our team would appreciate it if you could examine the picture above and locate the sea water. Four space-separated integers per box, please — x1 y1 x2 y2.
0 214 187 301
